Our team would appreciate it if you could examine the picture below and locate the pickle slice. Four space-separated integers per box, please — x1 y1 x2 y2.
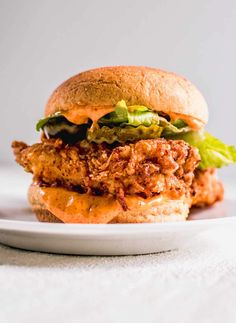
87 125 163 144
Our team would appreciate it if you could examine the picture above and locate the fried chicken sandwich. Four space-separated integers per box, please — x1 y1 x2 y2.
12 66 236 223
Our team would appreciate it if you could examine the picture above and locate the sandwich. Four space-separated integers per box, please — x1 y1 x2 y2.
12 66 236 223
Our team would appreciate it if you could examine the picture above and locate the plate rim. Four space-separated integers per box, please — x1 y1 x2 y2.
0 216 235 236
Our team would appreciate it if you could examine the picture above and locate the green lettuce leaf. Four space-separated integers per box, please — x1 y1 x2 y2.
172 131 236 169
98 100 190 132
98 100 160 127
36 112 62 131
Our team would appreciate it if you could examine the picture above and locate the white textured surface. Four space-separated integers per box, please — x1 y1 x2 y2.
1 229 236 323
1 166 236 323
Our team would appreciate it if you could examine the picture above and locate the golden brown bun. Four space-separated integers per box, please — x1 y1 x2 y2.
45 66 208 127
28 184 189 224
35 210 63 223
110 199 189 223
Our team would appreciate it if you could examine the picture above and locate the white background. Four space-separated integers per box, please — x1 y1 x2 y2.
1 0 236 163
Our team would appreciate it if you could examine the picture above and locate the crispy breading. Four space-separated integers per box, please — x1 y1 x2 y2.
12 138 224 208
191 168 224 206
12 138 200 204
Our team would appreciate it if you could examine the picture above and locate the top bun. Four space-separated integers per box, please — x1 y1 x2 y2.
45 66 208 127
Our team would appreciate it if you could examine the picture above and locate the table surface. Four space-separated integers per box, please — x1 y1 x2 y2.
1 165 236 323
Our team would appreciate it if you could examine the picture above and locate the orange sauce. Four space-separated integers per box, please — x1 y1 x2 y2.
60 105 204 131
61 105 115 125
39 187 167 224
40 187 120 224
167 112 205 130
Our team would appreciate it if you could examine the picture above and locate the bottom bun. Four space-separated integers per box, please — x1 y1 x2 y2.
28 184 189 224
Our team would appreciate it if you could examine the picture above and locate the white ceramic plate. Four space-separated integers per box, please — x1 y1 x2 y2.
0 180 236 255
